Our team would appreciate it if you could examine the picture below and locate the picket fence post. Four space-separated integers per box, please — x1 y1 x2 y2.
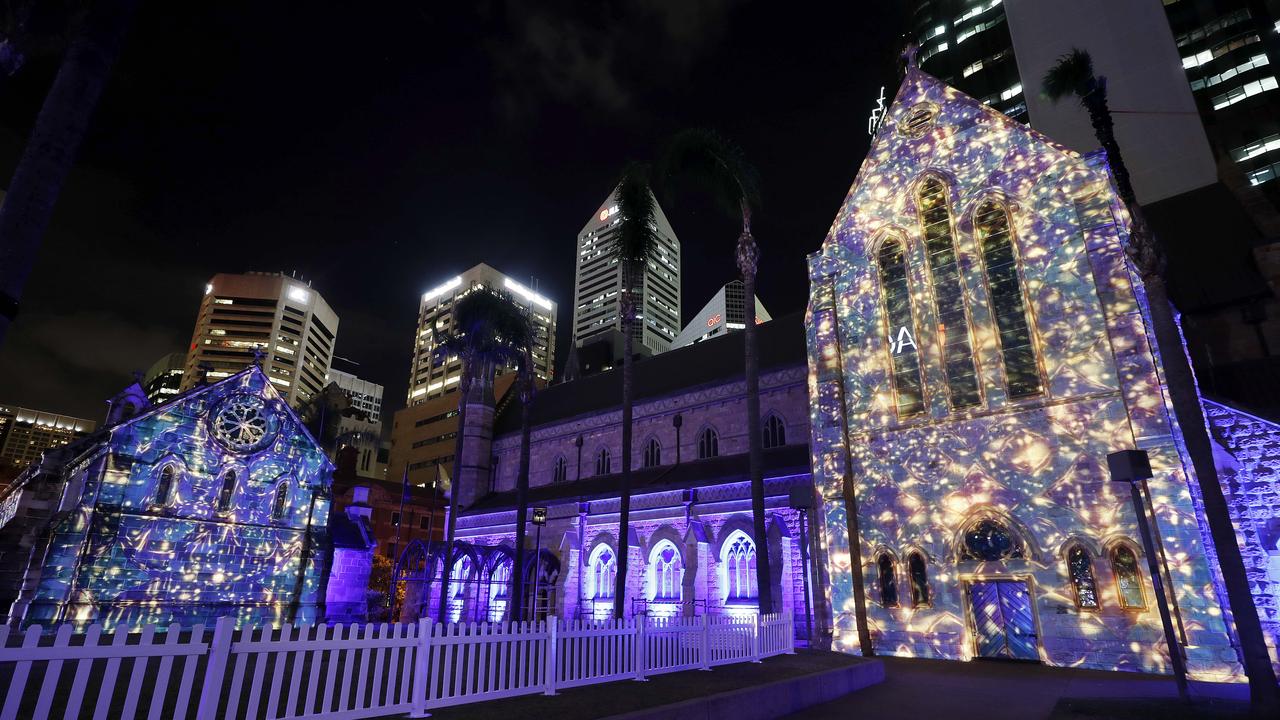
699 613 711 671
194 616 234 720
544 619 559 696
633 616 648 682
411 619 433 718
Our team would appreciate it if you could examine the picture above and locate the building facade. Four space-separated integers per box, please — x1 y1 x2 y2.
0 367 336 630
328 368 387 480
0 405 95 475
142 352 186 406
393 316 823 642
671 280 772 349
181 272 339 409
806 69 1248 679
573 189 682 356
406 263 556 405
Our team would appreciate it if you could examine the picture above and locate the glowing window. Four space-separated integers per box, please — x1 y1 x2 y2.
723 534 757 602
595 448 611 476
651 541 683 602
1067 545 1100 609
899 102 938 137
975 200 1041 398
762 414 786 449
553 456 568 484
1111 545 1146 609
698 427 719 459
488 557 512 623
643 438 662 468
216 470 237 513
272 482 289 520
908 552 930 607
877 237 925 417
590 545 617 600
877 554 899 607
961 519 1023 561
917 178 980 410
155 465 176 507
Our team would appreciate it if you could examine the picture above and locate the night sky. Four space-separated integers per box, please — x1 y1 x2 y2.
0 1 903 423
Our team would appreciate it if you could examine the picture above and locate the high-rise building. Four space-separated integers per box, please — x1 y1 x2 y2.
0 405 96 473
141 352 186 405
572 189 681 356
670 280 772 349
406 263 555 405
908 0 1027 122
328 369 384 424
327 368 387 480
180 272 339 408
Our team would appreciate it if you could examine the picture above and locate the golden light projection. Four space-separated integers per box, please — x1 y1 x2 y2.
804 69 1245 682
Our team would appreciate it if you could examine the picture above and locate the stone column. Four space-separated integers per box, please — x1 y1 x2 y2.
455 368 496 510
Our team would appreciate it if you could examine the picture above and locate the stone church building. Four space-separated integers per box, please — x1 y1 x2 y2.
805 67 1280 681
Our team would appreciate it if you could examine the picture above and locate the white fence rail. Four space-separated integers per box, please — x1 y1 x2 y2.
0 613 793 719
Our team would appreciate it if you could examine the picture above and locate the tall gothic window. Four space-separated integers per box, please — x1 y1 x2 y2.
155 465 176 507
552 456 568 484
216 470 237 513
975 199 1041 398
1111 545 1146 609
762 414 786 449
590 545 616 600
651 541 683 602
723 533 758 602
271 482 289 520
698 427 719 459
877 236 925 418
643 438 661 468
595 448 611 476
908 552 930 607
1067 545 1100 609
489 557 512 622
877 554 899 607
917 177 981 409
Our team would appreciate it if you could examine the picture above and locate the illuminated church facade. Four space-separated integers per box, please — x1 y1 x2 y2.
0 366 344 630
805 68 1270 680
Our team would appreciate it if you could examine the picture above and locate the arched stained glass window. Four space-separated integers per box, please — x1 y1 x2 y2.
590 545 617 600
723 534 758 602
553 456 568 484
698 428 719 459
917 178 980 409
595 448 611 476
651 541 683 602
216 470 237 513
975 200 1041 398
643 438 661 468
1111 545 1146 609
877 237 925 418
762 414 786 449
908 552 930 607
961 519 1024 561
155 465 176 507
272 482 289 520
877 554 899 607
1067 545 1100 609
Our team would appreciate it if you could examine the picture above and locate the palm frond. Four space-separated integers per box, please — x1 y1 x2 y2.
1042 48 1095 103
433 287 530 370
612 161 659 265
658 127 760 218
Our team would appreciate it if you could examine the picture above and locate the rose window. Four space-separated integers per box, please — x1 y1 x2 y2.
211 393 275 452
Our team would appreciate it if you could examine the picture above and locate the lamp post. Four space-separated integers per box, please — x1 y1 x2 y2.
789 486 814 646
1106 449 1189 702
531 506 548 621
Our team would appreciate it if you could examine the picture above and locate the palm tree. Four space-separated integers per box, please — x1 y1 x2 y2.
1045 49 1279 709
433 287 527 624
661 129 774 614
610 162 660 618
0 0 138 349
509 317 537 621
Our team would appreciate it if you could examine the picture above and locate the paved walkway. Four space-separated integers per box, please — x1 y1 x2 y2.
782 656 1249 720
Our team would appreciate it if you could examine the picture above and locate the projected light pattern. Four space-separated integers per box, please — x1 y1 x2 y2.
23 367 332 631
804 69 1244 681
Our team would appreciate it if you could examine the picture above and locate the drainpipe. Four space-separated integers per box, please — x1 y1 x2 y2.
672 414 683 465
288 487 320 624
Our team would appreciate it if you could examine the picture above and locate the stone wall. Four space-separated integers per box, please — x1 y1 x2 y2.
326 546 375 624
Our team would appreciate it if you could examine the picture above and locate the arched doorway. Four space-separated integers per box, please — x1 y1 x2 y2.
522 549 560 622
959 518 1039 661
391 539 440 622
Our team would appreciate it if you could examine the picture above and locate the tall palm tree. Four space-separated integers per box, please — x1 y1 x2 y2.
0 0 138 349
509 317 537 620
610 162 659 618
1045 49 1279 709
661 129 773 614
433 287 527 624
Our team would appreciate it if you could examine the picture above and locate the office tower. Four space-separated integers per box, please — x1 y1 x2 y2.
671 280 772 349
0 405 96 473
327 368 386 480
572 189 681 356
180 272 339 408
907 0 1027 122
406 263 555 405
142 352 186 405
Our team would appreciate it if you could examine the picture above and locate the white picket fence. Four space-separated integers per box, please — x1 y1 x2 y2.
0 613 793 719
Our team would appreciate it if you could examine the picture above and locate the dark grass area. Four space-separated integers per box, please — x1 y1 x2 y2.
1049 697 1250 720
399 650 864 720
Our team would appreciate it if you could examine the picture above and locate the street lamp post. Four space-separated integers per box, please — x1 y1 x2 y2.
531 507 548 621
1106 449 1189 702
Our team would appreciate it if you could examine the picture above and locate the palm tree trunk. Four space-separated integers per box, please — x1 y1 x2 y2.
436 369 471 624
614 262 635 619
738 206 774 614
1083 85 1136 207
0 0 139 349
512 364 533 621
